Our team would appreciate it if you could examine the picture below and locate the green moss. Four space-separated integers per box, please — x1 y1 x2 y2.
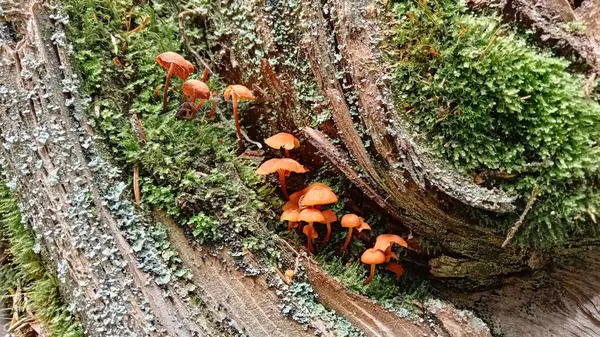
62 0 281 249
388 0 600 247
0 183 83 337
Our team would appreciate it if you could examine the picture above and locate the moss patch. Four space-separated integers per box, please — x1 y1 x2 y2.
0 183 83 337
387 0 600 247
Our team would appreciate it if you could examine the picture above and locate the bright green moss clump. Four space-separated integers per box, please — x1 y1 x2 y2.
0 184 83 337
389 0 600 247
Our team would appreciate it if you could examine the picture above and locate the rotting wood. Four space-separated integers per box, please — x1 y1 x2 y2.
303 127 529 277
0 4 207 336
0 3 312 336
154 211 313 337
448 248 600 337
495 0 600 72
306 264 438 337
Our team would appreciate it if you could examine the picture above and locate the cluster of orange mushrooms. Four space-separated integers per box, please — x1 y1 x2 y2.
255 133 408 285
156 52 254 150
155 51 407 285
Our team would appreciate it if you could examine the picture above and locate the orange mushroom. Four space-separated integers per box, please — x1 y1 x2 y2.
285 269 295 283
298 208 325 254
361 248 386 285
265 132 300 158
224 85 255 150
320 210 337 248
280 209 300 230
340 214 370 251
385 262 405 281
357 219 371 233
299 186 338 209
156 52 194 112
180 79 211 120
282 190 304 211
256 158 308 200
374 234 408 263
283 183 332 211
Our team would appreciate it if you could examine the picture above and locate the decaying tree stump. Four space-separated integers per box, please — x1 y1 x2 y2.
1 0 599 336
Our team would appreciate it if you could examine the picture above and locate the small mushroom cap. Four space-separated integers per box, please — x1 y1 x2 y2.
224 85 255 101
285 270 295 279
302 224 319 239
284 190 304 210
298 208 325 223
182 79 211 100
341 214 362 228
357 221 371 232
374 234 408 251
321 210 337 223
280 209 300 222
300 186 338 207
387 251 399 261
156 52 194 80
256 158 308 175
361 248 386 265
265 132 300 150
385 262 405 280
302 182 331 194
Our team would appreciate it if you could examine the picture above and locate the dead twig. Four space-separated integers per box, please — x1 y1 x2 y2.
502 187 539 248
273 266 291 285
133 166 140 207
479 29 502 61
8 317 33 333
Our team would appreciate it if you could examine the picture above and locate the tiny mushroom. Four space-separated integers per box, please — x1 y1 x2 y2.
320 210 337 248
361 248 386 285
285 269 295 283
299 185 338 210
265 132 300 158
356 219 371 233
180 79 210 119
385 262 405 281
280 209 300 230
298 208 325 254
224 85 255 150
340 214 370 251
374 234 408 263
283 183 331 211
156 52 194 112
256 158 308 200
282 190 304 211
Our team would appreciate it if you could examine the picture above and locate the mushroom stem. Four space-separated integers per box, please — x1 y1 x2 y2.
306 223 315 254
285 149 290 158
195 99 207 112
208 98 217 118
322 222 331 247
202 66 209 82
232 95 243 151
363 264 376 285
341 227 353 251
162 63 175 113
277 170 289 200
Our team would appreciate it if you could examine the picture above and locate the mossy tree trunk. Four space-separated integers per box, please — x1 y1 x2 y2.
207 0 600 280
1 0 600 336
